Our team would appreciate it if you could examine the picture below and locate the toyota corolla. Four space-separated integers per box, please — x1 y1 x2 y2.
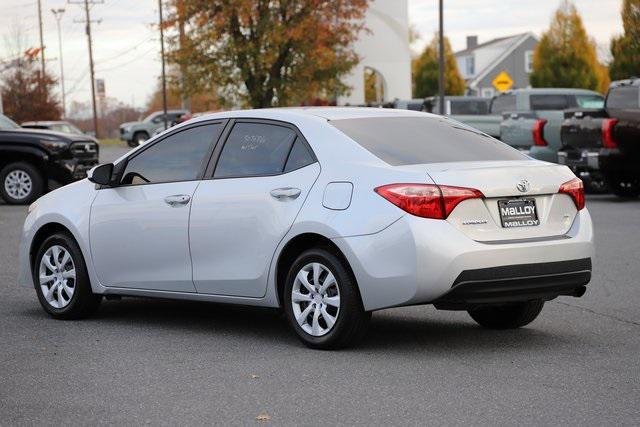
18 108 594 349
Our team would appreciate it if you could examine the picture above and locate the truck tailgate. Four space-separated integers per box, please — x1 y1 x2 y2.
560 109 607 150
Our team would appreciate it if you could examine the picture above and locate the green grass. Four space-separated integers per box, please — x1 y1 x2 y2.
98 138 125 146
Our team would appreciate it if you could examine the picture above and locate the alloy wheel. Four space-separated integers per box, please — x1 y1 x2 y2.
4 170 32 200
39 245 76 309
291 262 341 337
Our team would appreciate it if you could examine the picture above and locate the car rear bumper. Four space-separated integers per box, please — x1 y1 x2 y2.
558 150 599 170
432 258 590 308
334 209 594 311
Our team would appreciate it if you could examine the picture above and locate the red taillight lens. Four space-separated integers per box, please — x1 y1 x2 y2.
602 118 618 149
532 119 548 146
374 184 484 219
559 178 585 210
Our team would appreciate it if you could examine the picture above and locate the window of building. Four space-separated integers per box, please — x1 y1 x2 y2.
525 50 534 73
466 56 475 76
481 88 495 98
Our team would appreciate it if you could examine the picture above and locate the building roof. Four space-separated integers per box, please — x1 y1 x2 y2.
454 34 526 57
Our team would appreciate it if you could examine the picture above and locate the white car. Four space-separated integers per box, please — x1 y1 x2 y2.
18 108 594 349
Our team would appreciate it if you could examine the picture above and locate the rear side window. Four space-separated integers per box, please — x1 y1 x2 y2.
214 123 297 178
529 94 572 110
490 95 516 114
450 100 489 115
607 86 639 109
121 123 221 185
330 116 527 166
284 139 315 172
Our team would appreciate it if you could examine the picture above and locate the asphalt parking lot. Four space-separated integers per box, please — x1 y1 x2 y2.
1 144 639 425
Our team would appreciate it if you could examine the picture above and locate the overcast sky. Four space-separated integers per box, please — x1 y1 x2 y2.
0 0 624 112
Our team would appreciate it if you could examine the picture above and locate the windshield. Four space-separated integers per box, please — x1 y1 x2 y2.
51 123 83 135
143 113 159 123
576 95 605 109
0 114 20 130
330 116 527 166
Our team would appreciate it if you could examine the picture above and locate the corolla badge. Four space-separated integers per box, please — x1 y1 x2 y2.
516 179 531 193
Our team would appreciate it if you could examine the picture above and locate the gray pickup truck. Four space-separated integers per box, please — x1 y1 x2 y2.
119 109 190 147
423 95 520 139
499 89 604 162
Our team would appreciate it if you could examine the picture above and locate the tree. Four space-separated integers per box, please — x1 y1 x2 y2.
145 78 219 114
166 0 369 108
1 59 61 123
609 0 640 81
412 34 465 99
530 1 602 91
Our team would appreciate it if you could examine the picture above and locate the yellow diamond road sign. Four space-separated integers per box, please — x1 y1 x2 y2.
492 71 514 92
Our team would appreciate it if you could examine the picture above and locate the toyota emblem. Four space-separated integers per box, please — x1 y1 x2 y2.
516 179 531 193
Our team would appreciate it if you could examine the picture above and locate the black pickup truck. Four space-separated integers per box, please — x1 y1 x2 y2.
559 78 640 197
0 113 99 204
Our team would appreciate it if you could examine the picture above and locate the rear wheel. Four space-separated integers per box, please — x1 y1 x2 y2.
33 233 102 319
283 248 370 350
467 300 544 329
0 162 43 204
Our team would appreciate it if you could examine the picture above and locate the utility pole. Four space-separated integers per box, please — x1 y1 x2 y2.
438 0 445 115
52 8 67 118
69 0 103 138
37 0 46 80
177 0 191 111
158 0 168 130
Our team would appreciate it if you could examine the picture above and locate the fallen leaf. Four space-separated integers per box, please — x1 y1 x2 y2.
256 411 271 422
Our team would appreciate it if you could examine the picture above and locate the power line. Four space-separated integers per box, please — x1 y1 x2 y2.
95 47 156 72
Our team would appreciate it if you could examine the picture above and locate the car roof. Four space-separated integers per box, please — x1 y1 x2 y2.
21 121 71 126
190 107 430 123
502 88 602 96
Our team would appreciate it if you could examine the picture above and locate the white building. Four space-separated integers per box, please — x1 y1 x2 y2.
338 0 412 105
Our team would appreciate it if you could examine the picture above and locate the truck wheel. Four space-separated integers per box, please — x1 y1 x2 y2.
130 132 149 147
0 162 44 205
608 177 640 198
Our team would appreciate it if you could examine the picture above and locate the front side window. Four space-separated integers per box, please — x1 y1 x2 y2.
490 94 516 114
331 116 527 166
606 86 639 109
121 123 222 185
450 100 489 115
214 123 297 178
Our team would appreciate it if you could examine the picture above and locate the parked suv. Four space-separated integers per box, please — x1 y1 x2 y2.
0 113 99 204
119 109 189 147
499 88 604 160
560 78 640 198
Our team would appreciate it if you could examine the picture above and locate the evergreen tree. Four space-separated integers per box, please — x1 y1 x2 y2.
609 0 640 81
530 1 600 90
413 34 465 98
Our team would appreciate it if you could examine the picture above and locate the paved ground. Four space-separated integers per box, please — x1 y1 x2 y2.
1 143 639 425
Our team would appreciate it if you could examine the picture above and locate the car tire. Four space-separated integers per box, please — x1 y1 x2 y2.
608 177 640 198
130 131 149 147
33 232 102 320
467 300 544 329
0 162 44 205
283 248 370 350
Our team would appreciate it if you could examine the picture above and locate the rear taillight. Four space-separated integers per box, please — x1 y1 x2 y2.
532 119 548 146
559 178 585 210
374 184 484 219
602 118 618 149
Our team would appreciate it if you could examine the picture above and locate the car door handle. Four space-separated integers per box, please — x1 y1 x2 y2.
164 194 191 207
270 187 301 200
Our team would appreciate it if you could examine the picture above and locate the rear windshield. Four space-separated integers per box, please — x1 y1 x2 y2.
330 116 528 166
607 86 639 109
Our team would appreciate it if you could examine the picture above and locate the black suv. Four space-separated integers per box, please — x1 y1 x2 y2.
0 114 99 204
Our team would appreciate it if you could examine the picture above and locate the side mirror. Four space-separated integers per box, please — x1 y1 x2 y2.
88 163 114 186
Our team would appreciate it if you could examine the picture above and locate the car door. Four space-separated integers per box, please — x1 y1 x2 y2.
189 120 320 297
89 122 225 292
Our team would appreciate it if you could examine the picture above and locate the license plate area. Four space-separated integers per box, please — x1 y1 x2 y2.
498 198 540 228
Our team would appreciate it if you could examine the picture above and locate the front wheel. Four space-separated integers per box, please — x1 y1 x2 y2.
129 131 149 147
283 248 370 350
0 162 43 204
33 233 102 319
467 300 544 329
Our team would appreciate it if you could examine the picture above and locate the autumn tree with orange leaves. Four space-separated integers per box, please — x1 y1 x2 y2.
166 0 369 108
